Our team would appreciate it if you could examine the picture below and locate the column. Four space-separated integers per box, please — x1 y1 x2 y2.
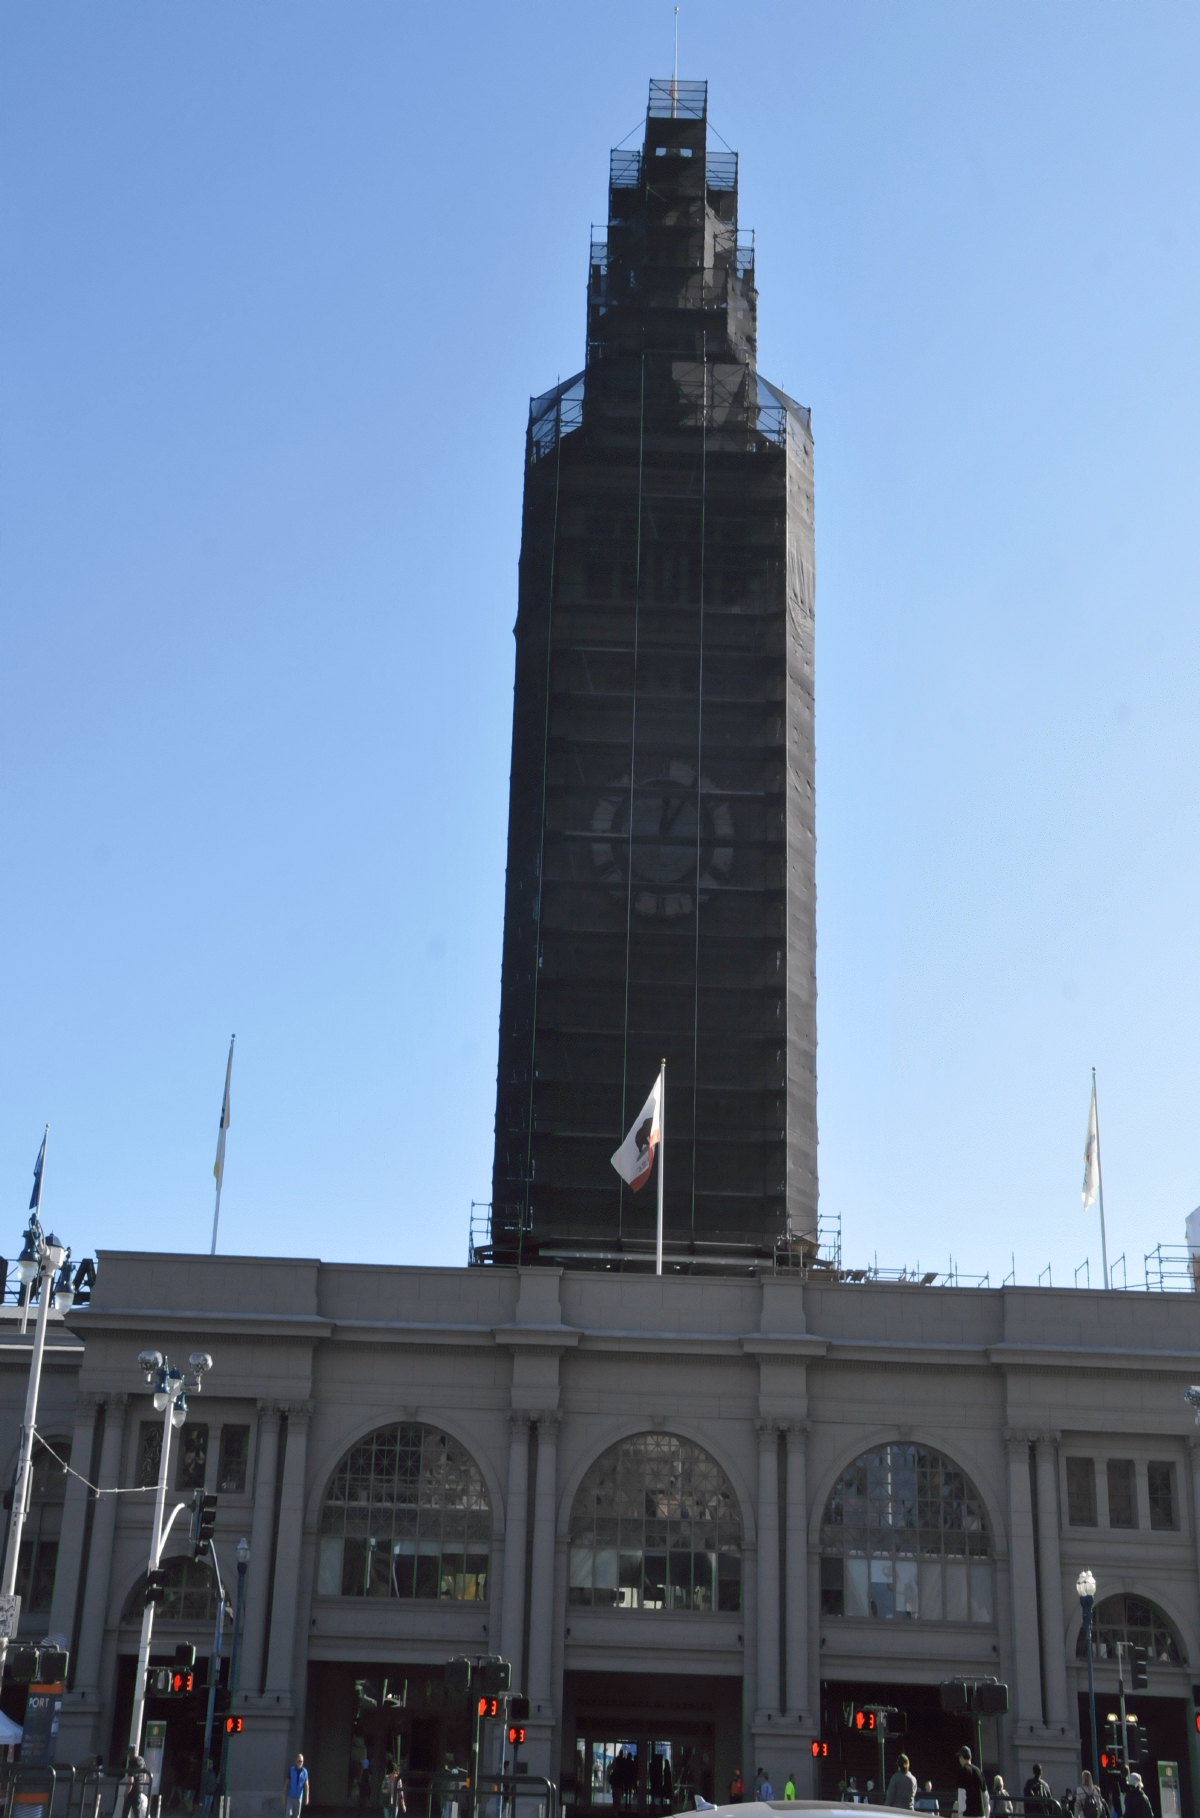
264 1402 312 1694
499 1415 532 1693
526 1413 559 1709
756 1421 781 1717
240 1403 282 1694
73 1394 127 1693
784 1422 809 1721
49 1394 99 1648
1004 1432 1043 1730
1034 1433 1069 1727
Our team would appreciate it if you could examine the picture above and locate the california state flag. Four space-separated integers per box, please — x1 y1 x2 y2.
611 1073 662 1192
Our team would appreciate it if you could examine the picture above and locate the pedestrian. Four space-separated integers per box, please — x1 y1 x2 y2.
359 1756 372 1803
759 1769 775 1801
729 1769 744 1804
119 1757 152 1818
783 1773 796 1801
841 1778 861 1804
284 1754 310 1818
915 1784 938 1814
990 1777 1013 1816
383 1764 406 1818
1073 1770 1106 1818
1122 1774 1154 1818
1022 1764 1052 1816
954 1748 985 1818
885 1754 917 1809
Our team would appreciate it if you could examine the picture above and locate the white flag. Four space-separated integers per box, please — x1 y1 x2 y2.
213 1035 235 1192
611 1074 662 1193
1082 1078 1100 1209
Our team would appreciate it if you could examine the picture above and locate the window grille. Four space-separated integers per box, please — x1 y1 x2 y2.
819 1442 994 1623
122 1555 218 1624
317 1423 490 1602
1079 1594 1186 1665
568 1432 741 1612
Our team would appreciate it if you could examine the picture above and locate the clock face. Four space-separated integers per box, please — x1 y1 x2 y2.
590 759 734 918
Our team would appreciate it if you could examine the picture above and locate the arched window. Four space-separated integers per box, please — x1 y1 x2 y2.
13 1437 71 1615
568 1433 742 1612
121 1556 219 1623
316 1423 490 1602
820 1442 994 1623
1077 1595 1187 1665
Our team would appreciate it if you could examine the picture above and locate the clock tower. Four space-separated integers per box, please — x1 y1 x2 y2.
489 79 815 1270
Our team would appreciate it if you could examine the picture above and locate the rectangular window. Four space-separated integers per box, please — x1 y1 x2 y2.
137 1421 162 1488
1107 1458 1137 1528
844 1557 869 1617
716 1552 741 1614
1066 1457 1097 1526
316 1536 343 1595
819 1557 844 1618
1148 1462 1176 1530
217 1426 250 1493
16 1540 58 1613
944 1560 968 1622
175 1424 209 1491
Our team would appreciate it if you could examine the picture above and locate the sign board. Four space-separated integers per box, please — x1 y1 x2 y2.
144 1720 167 1795
19 1684 63 1766
0 1596 21 1640
1157 1761 1181 1818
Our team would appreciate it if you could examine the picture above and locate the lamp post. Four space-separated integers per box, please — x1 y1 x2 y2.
218 1539 249 1800
1077 1569 1100 1782
0 1211 74 1677
127 1348 214 1760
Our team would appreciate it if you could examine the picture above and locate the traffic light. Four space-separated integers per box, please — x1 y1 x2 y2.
1131 1647 1149 1691
973 1682 1009 1717
939 1682 970 1713
854 1710 876 1732
810 1742 828 1760
192 1493 217 1560
507 1726 526 1748
168 1670 195 1696
7 1646 41 1685
446 1658 472 1707
510 1695 530 1722
475 1658 511 1697
37 1646 68 1683
224 1716 243 1734
477 1696 501 1719
144 1571 166 1608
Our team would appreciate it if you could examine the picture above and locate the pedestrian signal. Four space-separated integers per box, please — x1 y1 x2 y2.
507 1726 526 1747
810 1741 828 1759
224 1716 243 1734
169 1670 194 1696
510 1695 530 1721
854 1710 875 1731
478 1696 501 1718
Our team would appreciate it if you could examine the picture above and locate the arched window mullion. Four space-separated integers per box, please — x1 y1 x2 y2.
568 1433 742 1614
820 1442 994 1625
316 1423 490 1604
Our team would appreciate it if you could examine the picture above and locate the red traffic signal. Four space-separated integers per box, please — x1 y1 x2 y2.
810 1742 828 1759
224 1716 243 1734
854 1710 876 1732
507 1726 526 1747
478 1697 500 1719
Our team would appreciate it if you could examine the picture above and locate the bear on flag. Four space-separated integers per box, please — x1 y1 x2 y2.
610 1072 662 1193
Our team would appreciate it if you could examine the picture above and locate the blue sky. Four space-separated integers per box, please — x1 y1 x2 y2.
2 3 1198 1289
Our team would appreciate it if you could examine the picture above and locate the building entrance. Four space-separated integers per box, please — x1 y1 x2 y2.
574 1728 712 1814
561 1671 740 1817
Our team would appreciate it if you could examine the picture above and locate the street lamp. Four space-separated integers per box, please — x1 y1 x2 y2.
127 1348 214 1760
217 1539 250 1800
1077 1569 1100 1782
0 1208 74 1677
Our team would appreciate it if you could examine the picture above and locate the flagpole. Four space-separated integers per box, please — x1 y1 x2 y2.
656 1060 666 1277
1093 1067 1110 1290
